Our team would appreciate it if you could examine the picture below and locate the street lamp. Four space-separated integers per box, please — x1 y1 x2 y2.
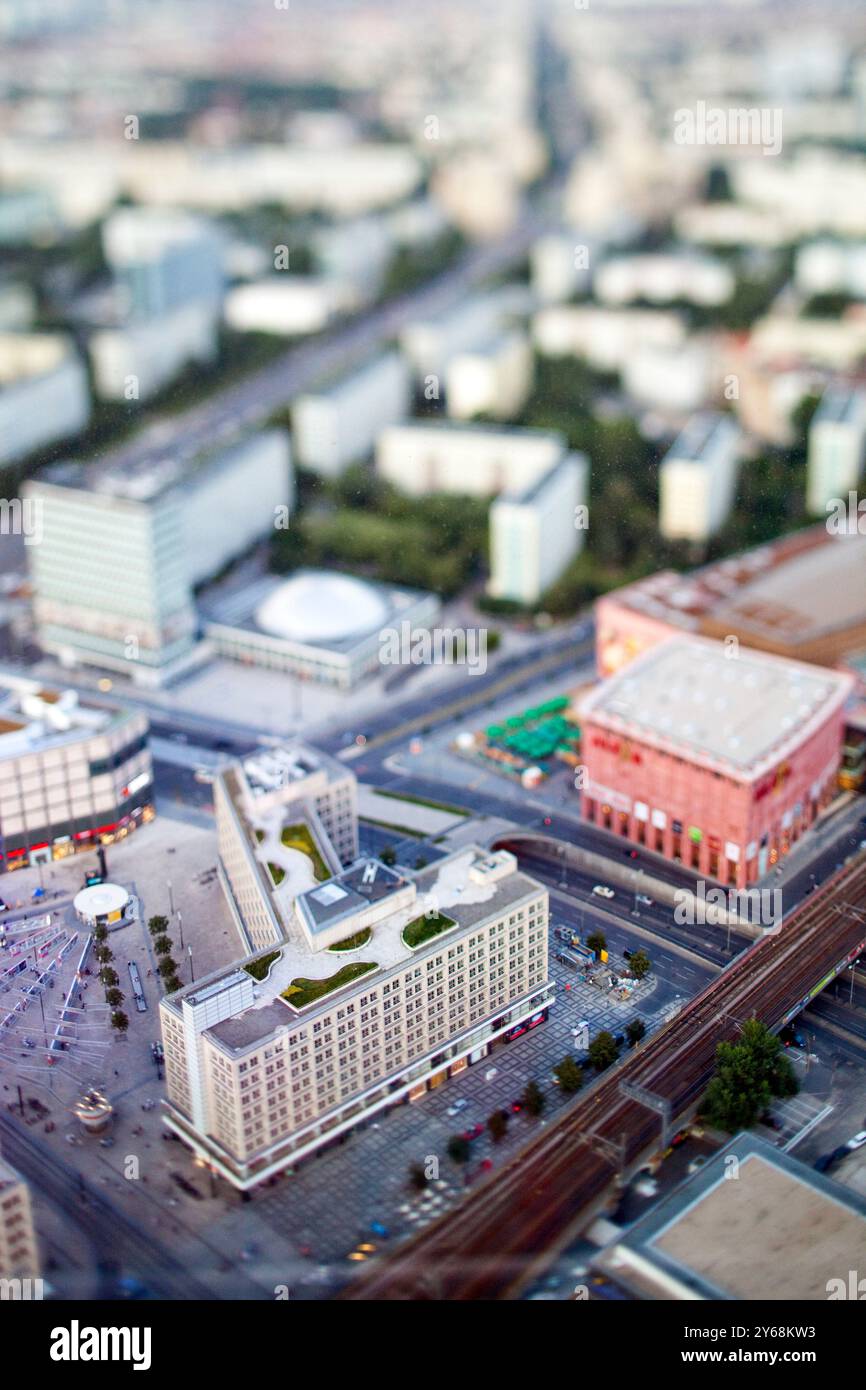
167 880 175 916
188 944 194 983
177 911 184 952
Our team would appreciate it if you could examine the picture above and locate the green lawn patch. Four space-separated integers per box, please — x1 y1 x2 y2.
281 822 330 881
328 928 373 952
268 862 285 886
402 912 457 950
254 829 265 843
244 951 281 981
282 962 376 1009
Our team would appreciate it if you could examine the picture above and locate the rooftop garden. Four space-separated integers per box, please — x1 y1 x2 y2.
328 927 373 953
281 961 376 1010
402 912 457 950
243 951 281 982
268 862 285 886
281 822 330 882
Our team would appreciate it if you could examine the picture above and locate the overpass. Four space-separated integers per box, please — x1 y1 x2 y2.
340 851 866 1300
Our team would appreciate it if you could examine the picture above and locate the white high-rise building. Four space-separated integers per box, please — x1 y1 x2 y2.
659 413 741 543
24 429 292 684
445 330 533 422
489 453 589 605
806 387 866 516
293 352 412 476
0 333 90 467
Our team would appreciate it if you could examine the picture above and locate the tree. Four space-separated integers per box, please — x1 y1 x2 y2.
588 1031 619 1073
157 957 178 979
488 1110 510 1143
626 1018 646 1048
110 1010 129 1034
586 931 607 956
148 916 169 936
93 924 109 943
153 936 173 956
553 1056 584 1094
521 1080 546 1117
104 987 125 1008
629 949 651 980
447 1135 471 1164
380 847 397 867
163 975 182 995
99 967 119 988
94 944 113 965
700 1019 798 1132
408 1162 428 1192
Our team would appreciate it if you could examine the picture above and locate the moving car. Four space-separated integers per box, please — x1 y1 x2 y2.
446 1099 469 1117
846 1131 866 1151
592 885 615 899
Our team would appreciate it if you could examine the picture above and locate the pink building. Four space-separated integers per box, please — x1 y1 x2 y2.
578 636 853 888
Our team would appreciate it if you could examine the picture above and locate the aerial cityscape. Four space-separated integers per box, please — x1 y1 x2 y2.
2 0 866 1341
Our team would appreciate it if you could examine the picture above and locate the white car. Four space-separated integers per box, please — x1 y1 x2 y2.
592 885 615 899
846 1131 866 1150
446 1099 469 1117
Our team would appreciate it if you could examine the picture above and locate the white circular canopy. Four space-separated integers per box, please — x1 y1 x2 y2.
73 882 129 920
255 572 389 644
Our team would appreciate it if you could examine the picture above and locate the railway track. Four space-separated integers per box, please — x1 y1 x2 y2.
341 852 866 1300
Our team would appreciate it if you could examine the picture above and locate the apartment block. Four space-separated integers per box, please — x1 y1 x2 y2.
0 332 90 467
160 846 552 1189
806 386 866 516
293 352 411 476
488 452 589 605
376 420 565 498
659 413 741 543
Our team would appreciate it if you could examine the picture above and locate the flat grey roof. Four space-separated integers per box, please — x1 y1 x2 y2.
597 1135 866 1301
582 636 849 772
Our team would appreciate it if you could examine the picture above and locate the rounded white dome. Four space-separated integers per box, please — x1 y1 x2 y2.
255 572 390 644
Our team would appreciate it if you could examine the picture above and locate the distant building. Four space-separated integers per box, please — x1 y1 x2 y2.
0 677 152 874
0 187 57 246
488 453 589 605
0 333 90 467
0 1156 39 1280
594 252 734 308
445 329 533 421
623 340 715 415
796 239 866 300
806 386 866 516
293 352 412 476
91 207 224 402
595 525 866 677
24 429 292 685
530 233 592 305
376 421 565 498
659 413 740 543
532 304 685 373
400 287 527 383
160 845 552 1189
204 568 439 690
578 636 852 887
224 278 349 337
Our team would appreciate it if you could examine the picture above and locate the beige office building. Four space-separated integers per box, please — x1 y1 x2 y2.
160 847 552 1190
0 1157 39 1280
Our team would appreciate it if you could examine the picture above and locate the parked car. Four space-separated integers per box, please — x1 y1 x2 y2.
446 1099 469 1117
592 885 615 899
462 1123 484 1141
846 1131 866 1151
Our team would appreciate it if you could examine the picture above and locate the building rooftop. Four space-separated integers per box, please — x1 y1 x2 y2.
581 635 851 775
500 450 587 506
601 524 866 654
240 741 347 797
594 1135 866 1301
296 859 408 936
0 677 130 760
165 847 542 1051
814 385 866 426
662 411 737 465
